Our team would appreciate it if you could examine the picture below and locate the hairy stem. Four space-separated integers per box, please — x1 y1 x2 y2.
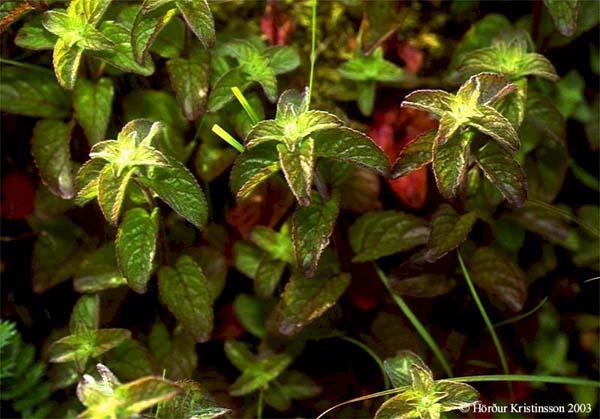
306 0 318 109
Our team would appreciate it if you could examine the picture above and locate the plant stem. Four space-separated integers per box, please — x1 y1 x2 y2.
232 87 260 125
569 159 600 192
0 57 49 72
491 297 548 329
526 199 600 238
457 251 512 397
306 0 318 109
375 265 453 378
257 389 264 419
339 336 391 390
211 124 244 153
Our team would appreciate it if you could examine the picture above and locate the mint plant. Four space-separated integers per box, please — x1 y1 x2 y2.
1 0 598 418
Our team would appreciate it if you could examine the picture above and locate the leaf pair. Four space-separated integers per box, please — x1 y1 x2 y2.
338 47 404 115
49 295 130 372
77 363 181 419
42 0 113 89
208 39 300 111
395 73 528 206
376 351 478 419
76 119 207 228
231 89 389 206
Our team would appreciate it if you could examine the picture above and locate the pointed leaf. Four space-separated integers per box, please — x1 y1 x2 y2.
374 391 419 419
432 132 470 200
0 66 71 118
116 207 159 293
74 243 127 293
254 257 286 298
97 165 135 225
468 105 520 153
166 49 210 121
70 294 100 334
175 0 215 48
224 340 255 371
475 141 527 207
52 39 83 90
292 192 340 276
75 158 106 205
208 67 253 112
469 247 528 312
15 16 57 50
131 1 178 64
313 127 390 176
140 156 207 228
245 119 285 148
424 204 477 262
278 138 314 206
357 80 376 116
230 142 280 200
266 45 301 74
267 273 350 336
116 377 181 416
230 353 292 396
435 380 479 411
543 0 579 37
349 211 429 262
31 119 75 199
158 256 213 342
74 77 114 145
384 350 430 388
401 89 454 116
392 130 435 178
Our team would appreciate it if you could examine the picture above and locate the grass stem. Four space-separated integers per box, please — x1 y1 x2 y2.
211 124 244 153
306 0 318 109
375 265 453 378
231 87 260 125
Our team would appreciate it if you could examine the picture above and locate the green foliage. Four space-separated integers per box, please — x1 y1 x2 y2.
376 351 478 419
0 321 55 418
1 1 597 417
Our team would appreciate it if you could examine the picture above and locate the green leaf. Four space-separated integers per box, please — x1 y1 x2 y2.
267 273 350 336
313 127 390 176
469 247 528 312
349 211 429 262
224 340 255 371
195 141 237 182
468 105 520 153
383 350 430 388
401 89 453 116
75 158 106 206
49 329 130 372
32 217 84 293
155 380 230 419
432 132 470 200
140 156 207 228
0 66 71 118
166 48 210 121
152 324 198 380
123 90 188 134
230 143 280 201
278 138 314 206
392 130 435 178
250 226 293 263
192 246 228 301
74 77 114 145
131 1 178 64
521 91 566 145
338 48 404 82
175 0 215 48
31 119 76 199
230 353 292 396
52 39 83 90
475 141 527 207
78 368 181 418
74 243 127 293
276 89 308 120
208 67 252 112
93 21 155 76
543 0 579 37
104 338 155 381
266 46 301 74
116 207 159 293
70 294 100 334
424 204 477 262
15 16 57 50
68 0 112 25
97 165 135 225
233 294 271 339
435 380 479 411
374 391 419 419
292 192 340 276
254 258 286 298
158 256 213 342
357 80 376 116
